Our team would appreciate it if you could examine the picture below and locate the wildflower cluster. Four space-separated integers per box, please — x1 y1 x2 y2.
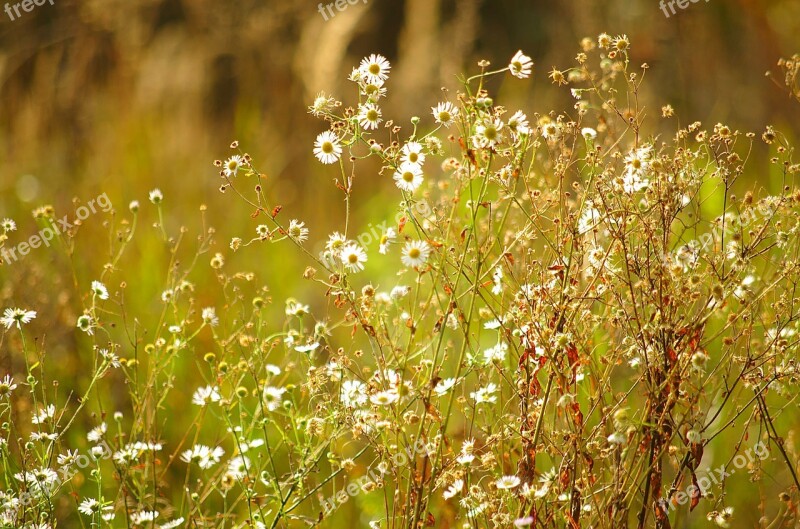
3 35 800 529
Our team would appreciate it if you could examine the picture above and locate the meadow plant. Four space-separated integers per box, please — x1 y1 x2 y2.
3 35 800 529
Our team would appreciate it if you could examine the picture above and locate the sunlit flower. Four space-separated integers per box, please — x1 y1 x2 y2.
340 243 368 273
473 118 504 149
508 50 533 79
91 280 109 300
360 77 387 101
149 188 163 204
192 385 221 406
581 127 597 140
507 110 530 136
227 455 251 480
443 479 463 500
0 375 17 398
470 383 498 404
433 377 457 396
379 227 396 254
357 102 383 130
370 390 399 406
201 307 219 327
181 445 225 469
262 386 287 411
496 475 522 490
1 307 37 329
431 101 459 127
31 404 55 425
401 240 431 268
358 54 391 84
87 423 107 443
131 511 159 524
314 131 343 165
393 162 424 193
76 314 95 335
223 155 244 177
341 380 368 407
1 218 16 232
287 220 309 243
400 141 426 166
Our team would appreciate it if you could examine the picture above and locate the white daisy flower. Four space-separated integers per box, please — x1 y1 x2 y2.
483 342 508 364
378 227 396 254
323 233 346 260
131 511 159 524
509 50 533 79
540 121 560 139
256 224 270 238
431 101 459 127
507 110 531 136
285 298 310 316
341 380 368 407
78 498 103 516
581 127 597 140
400 141 426 166
201 307 219 327
313 131 343 165
711 506 734 528
390 285 410 299
470 383 498 404
393 162 424 192
360 77 387 101
607 432 626 445
491 266 503 295
496 475 522 490
287 219 309 243
223 155 244 177
358 54 391 84
340 243 368 273
370 390 399 406
158 518 185 529
443 479 463 500
0 375 18 398
148 189 163 204
433 377 457 396
91 280 109 300
262 386 287 411
357 102 383 130
192 385 221 406
1 308 37 329
76 314 95 335
87 423 107 443
227 455 251 479
31 404 55 425
401 240 431 268
623 145 653 193
473 118 504 149
1 218 16 232
181 444 225 469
